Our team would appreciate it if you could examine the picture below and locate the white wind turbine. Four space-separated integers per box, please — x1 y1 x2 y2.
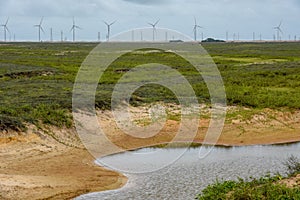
1 18 10 42
148 19 160 41
34 17 45 42
103 20 116 41
70 17 82 42
274 21 283 41
193 17 203 41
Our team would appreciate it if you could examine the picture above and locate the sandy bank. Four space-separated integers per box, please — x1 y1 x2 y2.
0 106 299 199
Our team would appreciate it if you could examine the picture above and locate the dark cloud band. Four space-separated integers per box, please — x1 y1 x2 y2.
122 0 168 5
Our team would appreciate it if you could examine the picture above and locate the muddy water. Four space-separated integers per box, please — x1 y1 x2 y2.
77 143 300 200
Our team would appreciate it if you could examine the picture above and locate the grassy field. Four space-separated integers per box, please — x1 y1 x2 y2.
0 42 300 131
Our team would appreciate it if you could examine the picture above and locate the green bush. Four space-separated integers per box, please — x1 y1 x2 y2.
196 175 300 200
284 155 300 176
0 115 25 131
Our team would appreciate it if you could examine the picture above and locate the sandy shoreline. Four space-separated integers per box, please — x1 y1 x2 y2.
1 107 299 199
0 127 127 200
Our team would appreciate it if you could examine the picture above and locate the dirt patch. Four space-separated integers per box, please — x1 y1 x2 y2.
280 174 300 188
1 70 55 79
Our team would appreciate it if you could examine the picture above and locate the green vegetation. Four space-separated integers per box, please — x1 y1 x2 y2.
196 156 300 200
0 43 93 130
204 43 300 109
0 42 299 130
196 175 300 200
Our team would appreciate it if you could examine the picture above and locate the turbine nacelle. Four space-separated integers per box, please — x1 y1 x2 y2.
148 19 160 28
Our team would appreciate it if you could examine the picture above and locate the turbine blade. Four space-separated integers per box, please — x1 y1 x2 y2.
103 21 109 26
70 26 74 32
194 17 197 25
278 28 283 34
148 22 154 27
154 19 160 26
110 21 116 26
40 17 44 26
73 17 75 25
5 27 10 34
75 25 82 30
40 26 45 33
5 17 9 26
278 20 282 28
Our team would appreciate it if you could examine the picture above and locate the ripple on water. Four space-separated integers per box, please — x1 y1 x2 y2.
77 143 300 200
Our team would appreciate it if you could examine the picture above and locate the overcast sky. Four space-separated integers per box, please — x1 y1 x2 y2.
0 0 299 41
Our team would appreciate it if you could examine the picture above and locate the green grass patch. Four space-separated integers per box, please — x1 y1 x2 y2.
196 175 300 200
196 155 300 200
0 42 300 130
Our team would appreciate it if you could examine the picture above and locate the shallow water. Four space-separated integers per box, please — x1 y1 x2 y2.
77 143 300 200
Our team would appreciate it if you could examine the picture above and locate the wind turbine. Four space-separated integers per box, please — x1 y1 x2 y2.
34 17 45 42
148 19 160 41
1 17 10 42
274 21 283 41
103 20 116 41
193 17 203 41
70 17 82 42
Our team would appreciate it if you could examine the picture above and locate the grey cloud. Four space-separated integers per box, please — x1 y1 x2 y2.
122 0 169 5
0 0 108 17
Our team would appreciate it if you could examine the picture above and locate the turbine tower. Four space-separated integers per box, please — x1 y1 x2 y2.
70 17 82 42
34 17 44 42
226 31 229 42
1 18 10 42
193 17 203 41
103 20 116 41
148 19 160 41
50 28 53 42
274 21 283 41
140 31 143 41
61 31 64 42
